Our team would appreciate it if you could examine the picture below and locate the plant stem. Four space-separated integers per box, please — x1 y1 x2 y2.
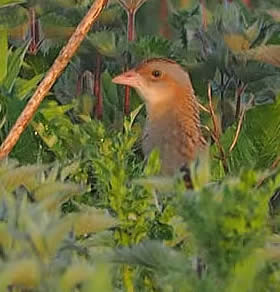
94 53 103 119
160 0 171 38
220 71 225 132
28 8 39 55
127 10 136 42
123 265 134 292
0 0 108 160
207 83 229 174
124 10 136 116
235 82 247 121
76 74 82 96
200 0 208 30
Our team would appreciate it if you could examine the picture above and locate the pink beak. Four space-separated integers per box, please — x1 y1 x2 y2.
112 69 141 88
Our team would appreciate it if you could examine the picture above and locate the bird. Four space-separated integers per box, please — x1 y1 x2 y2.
112 58 207 186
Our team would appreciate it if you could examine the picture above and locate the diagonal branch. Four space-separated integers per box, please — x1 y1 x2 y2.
0 0 108 160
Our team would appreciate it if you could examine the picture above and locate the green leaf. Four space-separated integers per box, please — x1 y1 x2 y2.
87 31 118 57
14 74 43 100
227 250 265 292
2 43 29 92
0 29 7 83
0 0 25 8
0 5 28 29
39 100 74 120
0 165 43 193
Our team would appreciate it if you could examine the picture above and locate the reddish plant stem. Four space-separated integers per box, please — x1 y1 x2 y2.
200 0 207 31
28 8 40 55
94 53 103 120
0 0 108 160
124 85 130 116
242 0 252 8
76 74 82 96
124 10 136 116
159 0 171 39
127 10 136 42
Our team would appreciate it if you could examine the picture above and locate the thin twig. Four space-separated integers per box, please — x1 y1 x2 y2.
200 0 208 31
271 156 280 170
200 125 212 134
220 71 225 132
235 82 247 120
229 94 254 153
229 108 246 153
256 156 280 188
0 0 108 160
208 83 220 139
198 102 210 113
207 83 228 173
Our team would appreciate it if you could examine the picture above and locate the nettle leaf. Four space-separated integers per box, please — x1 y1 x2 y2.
0 0 25 8
98 4 122 26
0 5 28 29
227 250 266 292
245 45 280 68
0 165 43 193
54 61 79 104
232 60 277 84
60 263 92 291
224 33 250 53
217 97 280 172
40 12 75 51
0 259 40 290
2 43 29 92
101 70 123 125
217 2 243 33
33 181 83 202
114 240 189 275
0 29 8 83
179 168 268 278
87 31 118 57
130 35 172 60
39 100 74 120
266 9 280 22
70 206 118 236
14 74 43 100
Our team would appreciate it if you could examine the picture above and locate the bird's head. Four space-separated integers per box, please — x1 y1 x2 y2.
112 58 192 106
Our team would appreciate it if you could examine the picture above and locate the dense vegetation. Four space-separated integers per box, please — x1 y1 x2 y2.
1 0 280 291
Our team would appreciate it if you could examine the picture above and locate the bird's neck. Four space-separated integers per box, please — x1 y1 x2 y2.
146 85 200 127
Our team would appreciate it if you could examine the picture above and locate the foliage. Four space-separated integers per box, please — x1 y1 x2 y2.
0 159 115 291
1 0 280 291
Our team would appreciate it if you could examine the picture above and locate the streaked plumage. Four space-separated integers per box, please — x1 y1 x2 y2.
113 58 207 176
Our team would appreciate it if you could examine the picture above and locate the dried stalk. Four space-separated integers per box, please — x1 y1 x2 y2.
229 94 254 153
271 156 280 170
208 84 221 139
229 108 246 153
28 8 40 55
207 83 228 173
0 0 108 160
198 102 210 114
235 82 247 120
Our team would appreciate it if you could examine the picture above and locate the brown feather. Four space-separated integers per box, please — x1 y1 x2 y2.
113 58 207 185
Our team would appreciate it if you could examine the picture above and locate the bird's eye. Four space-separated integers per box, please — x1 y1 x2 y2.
151 70 162 78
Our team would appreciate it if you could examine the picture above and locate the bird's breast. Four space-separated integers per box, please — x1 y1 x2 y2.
142 118 191 175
